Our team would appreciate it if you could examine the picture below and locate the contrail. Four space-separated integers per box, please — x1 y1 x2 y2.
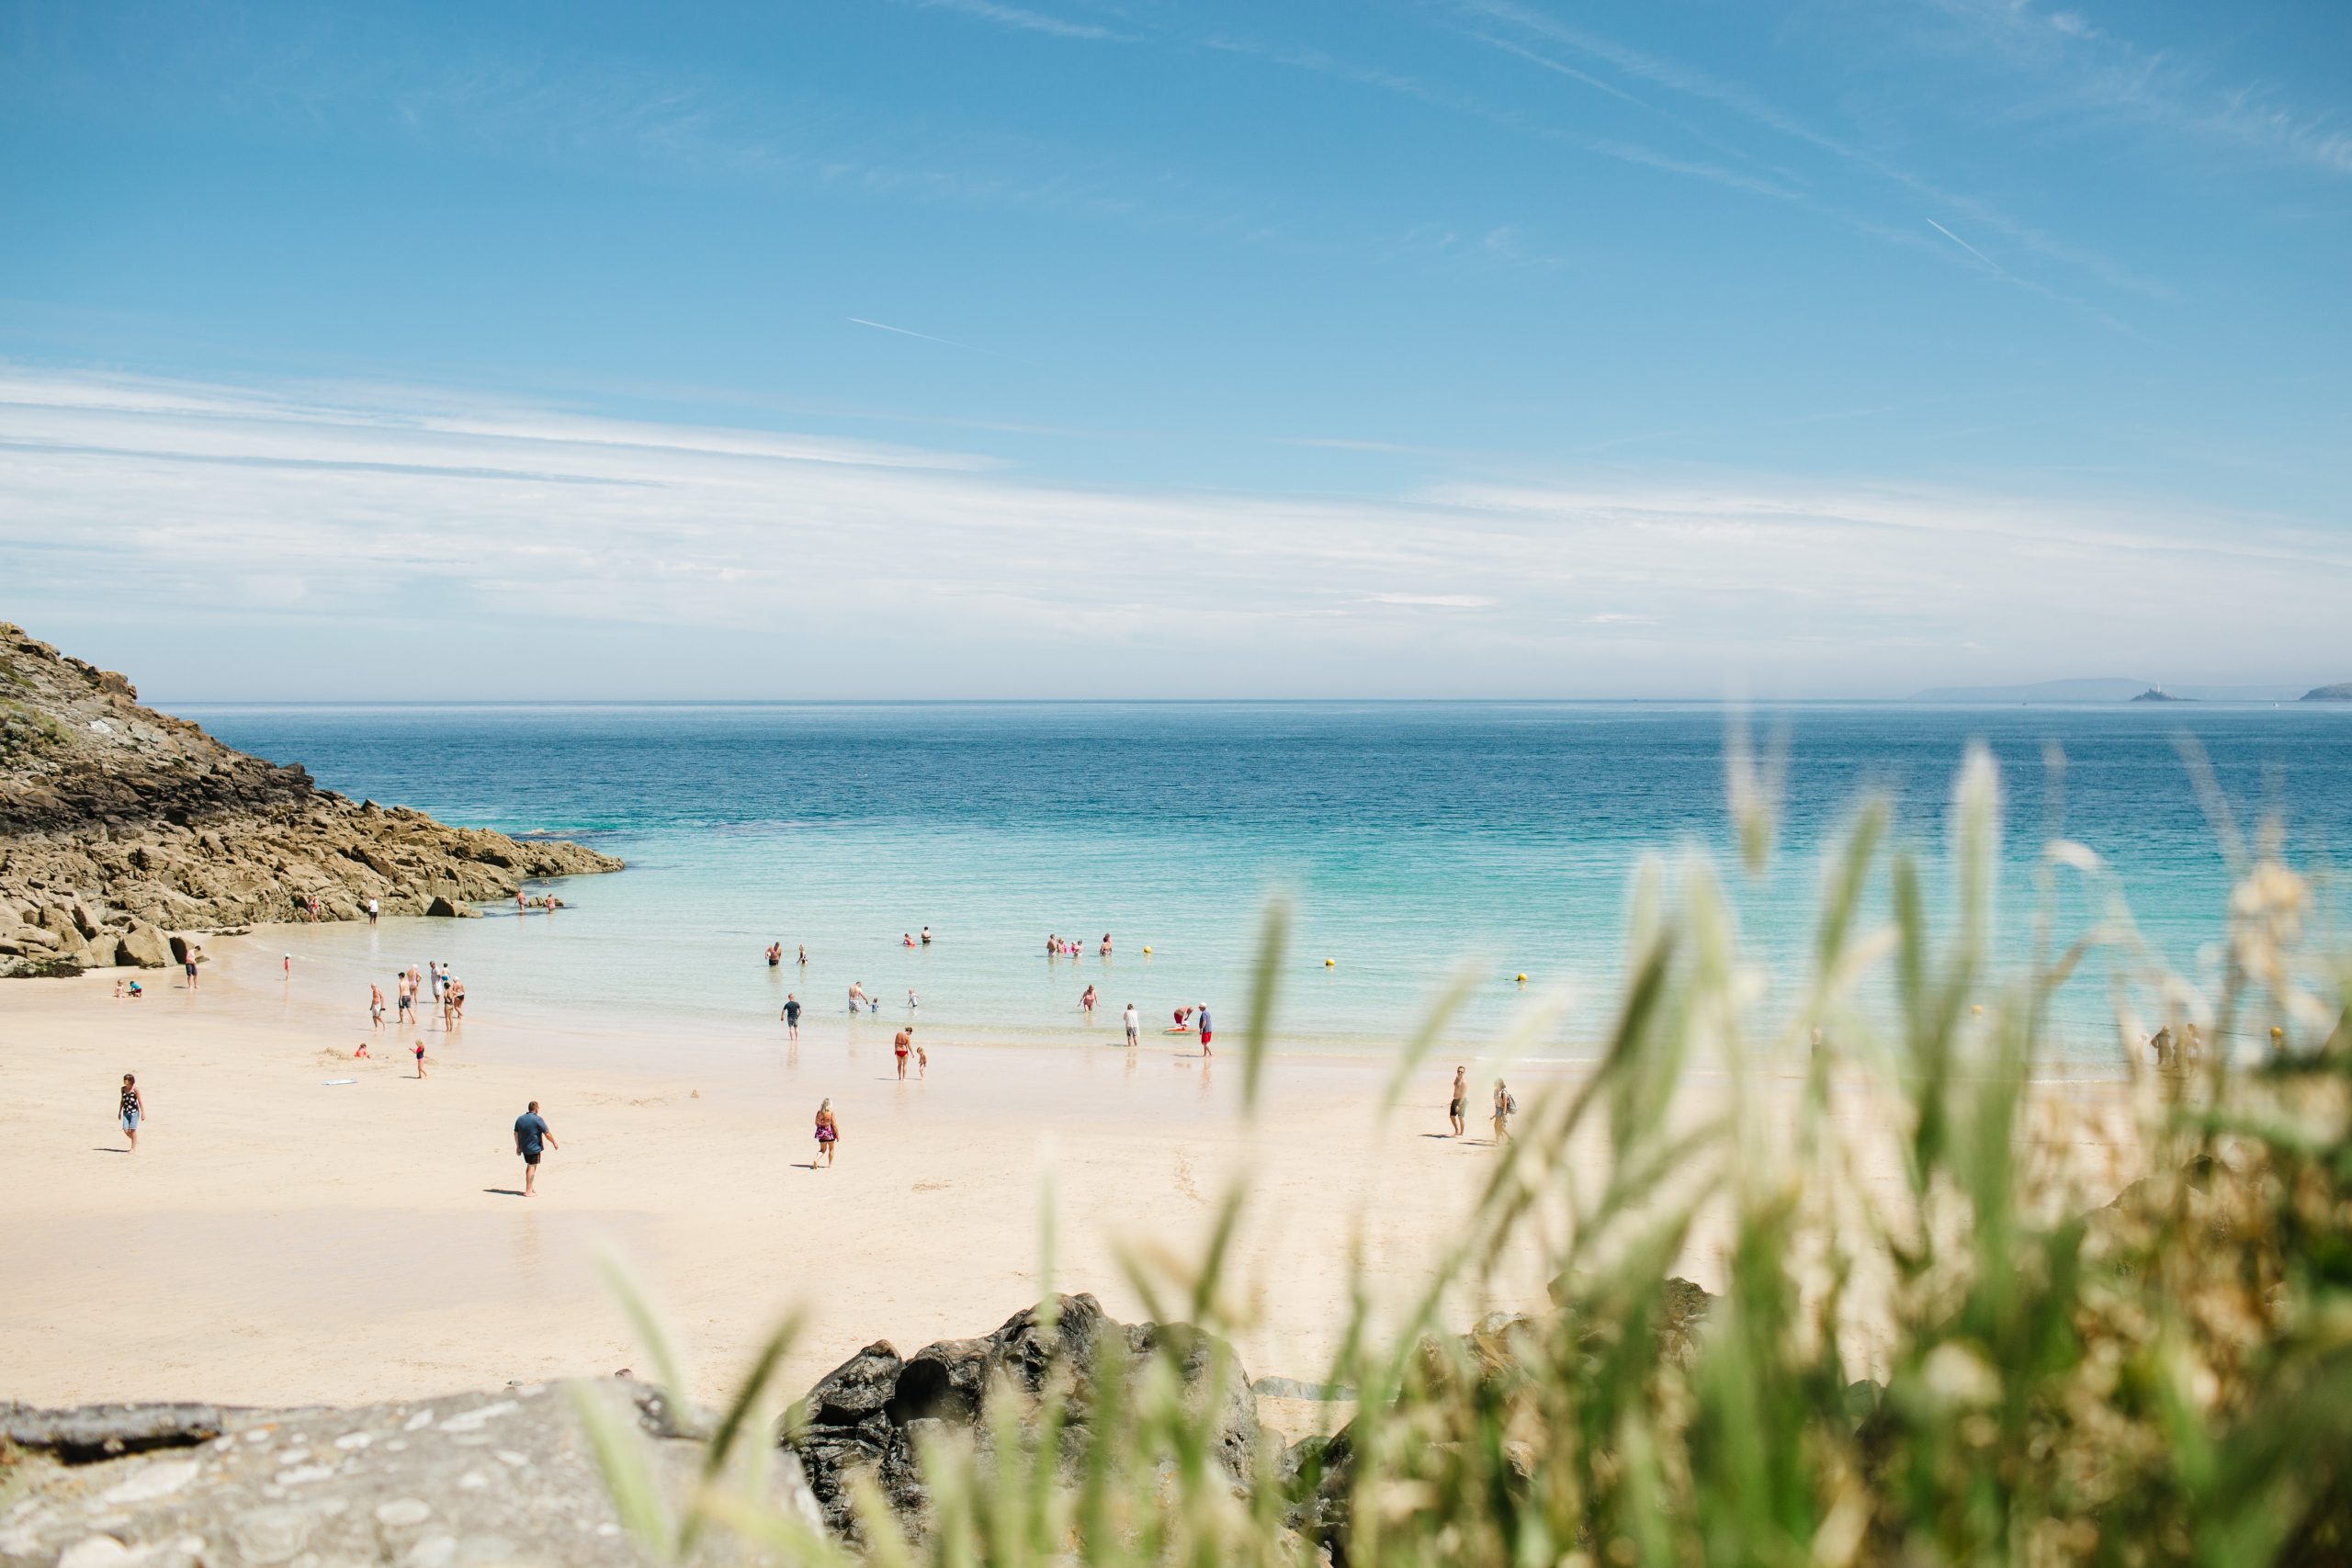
848 317 978 351
1925 218 2006 276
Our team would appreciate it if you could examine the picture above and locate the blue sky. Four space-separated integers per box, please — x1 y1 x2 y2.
2 0 2347 698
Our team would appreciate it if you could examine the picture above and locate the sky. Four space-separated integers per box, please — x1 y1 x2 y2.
1 0 2347 699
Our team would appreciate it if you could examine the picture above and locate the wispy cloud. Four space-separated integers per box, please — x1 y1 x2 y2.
1925 217 2007 276
1445 0 2179 306
905 0 1126 42
1921 0 2352 180
849 316 985 352
4 366 2346 697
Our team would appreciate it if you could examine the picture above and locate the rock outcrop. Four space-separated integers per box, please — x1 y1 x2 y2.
0 1381 817 1567
0 623 620 976
786 1293 1264 1540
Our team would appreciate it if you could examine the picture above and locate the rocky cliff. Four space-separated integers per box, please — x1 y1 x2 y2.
0 623 621 976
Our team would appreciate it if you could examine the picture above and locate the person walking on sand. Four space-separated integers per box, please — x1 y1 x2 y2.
514 1100 558 1196
413 1039 427 1079
894 1028 912 1079
813 1100 840 1167
369 984 385 1031
282 953 292 980
1491 1079 1515 1144
119 1073 145 1153
917 1040 928 1078
396 976 414 1025
782 993 802 1042
184 947 200 990
1123 1002 1139 1047
1449 1066 1467 1137
1197 1003 1214 1056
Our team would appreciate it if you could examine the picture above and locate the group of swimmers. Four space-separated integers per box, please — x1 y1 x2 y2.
514 890 565 912
1047 931 1112 957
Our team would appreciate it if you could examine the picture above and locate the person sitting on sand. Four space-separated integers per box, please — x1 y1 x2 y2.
127 980 142 998
354 1040 369 1058
1491 1080 1515 1143
814 1100 840 1167
119 1073 145 1152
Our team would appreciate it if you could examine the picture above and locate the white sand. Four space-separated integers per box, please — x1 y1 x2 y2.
0 927 2138 1416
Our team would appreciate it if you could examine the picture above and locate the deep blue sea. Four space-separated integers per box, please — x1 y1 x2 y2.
183 702 2352 1059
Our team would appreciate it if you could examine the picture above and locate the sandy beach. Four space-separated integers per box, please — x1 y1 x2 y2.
0 923 2141 1419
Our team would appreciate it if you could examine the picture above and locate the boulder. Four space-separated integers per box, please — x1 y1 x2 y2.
114 919 172 969
423 894 482 919
0 1382 816 1567
786 1293 1263 1540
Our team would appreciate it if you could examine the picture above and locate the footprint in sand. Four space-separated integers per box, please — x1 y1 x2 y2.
1173 1152 1203 1204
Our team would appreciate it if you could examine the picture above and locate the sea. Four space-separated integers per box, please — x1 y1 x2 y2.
182 702 2352 1063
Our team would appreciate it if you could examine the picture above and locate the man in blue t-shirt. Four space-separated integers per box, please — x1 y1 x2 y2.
514 1100 559 1197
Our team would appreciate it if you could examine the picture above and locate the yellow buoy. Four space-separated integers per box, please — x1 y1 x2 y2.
1515 973 1527 983
1972 1004 1984 1015
1142 946 1151 954
2272 1025 2284 1038
1324 958 1336 967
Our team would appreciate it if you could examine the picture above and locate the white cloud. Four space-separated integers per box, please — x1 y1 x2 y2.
3 365 2345 697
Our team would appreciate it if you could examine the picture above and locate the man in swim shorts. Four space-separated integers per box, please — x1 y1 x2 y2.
514 1100 558 1196
783 993 802 1041
1124 1002 1139 1047
1197 1004 1213 1055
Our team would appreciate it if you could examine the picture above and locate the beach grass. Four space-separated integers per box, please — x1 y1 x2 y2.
578 744 2352 1564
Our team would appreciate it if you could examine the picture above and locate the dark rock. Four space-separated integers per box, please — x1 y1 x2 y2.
0 622 621 974
784 1293 1261 1541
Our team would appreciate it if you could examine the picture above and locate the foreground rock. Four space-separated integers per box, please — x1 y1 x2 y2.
786 1292 1264 1540
0 623 621 976
0 1382 817 1566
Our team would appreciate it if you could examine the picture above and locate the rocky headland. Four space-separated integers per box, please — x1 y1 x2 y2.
0 623 620 976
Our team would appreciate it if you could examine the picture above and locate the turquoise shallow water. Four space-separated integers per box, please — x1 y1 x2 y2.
184 702 2352 1058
